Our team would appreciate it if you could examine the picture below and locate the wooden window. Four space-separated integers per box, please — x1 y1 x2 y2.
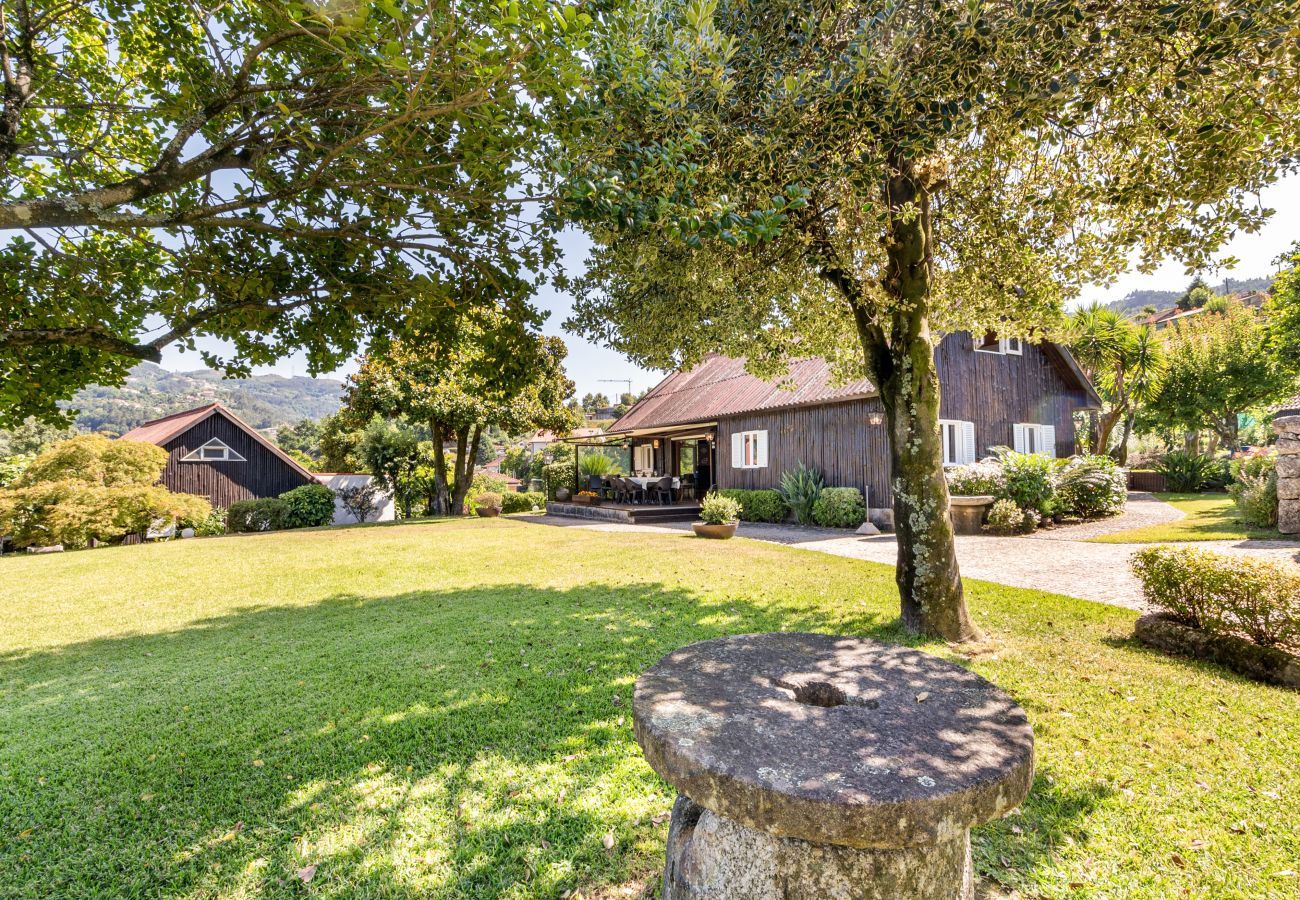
1013 424 1057 457
1000 337 1023 355
938 420 976 466
180 438 245 463
634 443 654 473
974 332 1024 355
730 430 768 469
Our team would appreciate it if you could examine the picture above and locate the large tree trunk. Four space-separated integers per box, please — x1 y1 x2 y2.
1118 410 1135 466
431 420 453 516
834 157 981 643
450 424 483 515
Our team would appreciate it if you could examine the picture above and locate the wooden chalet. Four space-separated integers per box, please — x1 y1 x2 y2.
567 333 1100 520
120 403 316 508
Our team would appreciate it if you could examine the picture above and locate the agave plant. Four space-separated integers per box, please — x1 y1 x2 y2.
778 463 824 525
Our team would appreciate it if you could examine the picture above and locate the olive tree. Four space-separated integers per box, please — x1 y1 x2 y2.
562 0 1300 640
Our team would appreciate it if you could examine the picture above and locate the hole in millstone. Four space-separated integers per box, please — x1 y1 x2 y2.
789 681 848 708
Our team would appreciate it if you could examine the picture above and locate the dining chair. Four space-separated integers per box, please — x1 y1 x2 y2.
652 476 675 505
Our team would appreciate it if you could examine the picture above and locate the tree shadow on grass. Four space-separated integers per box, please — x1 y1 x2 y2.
0 581 1105 899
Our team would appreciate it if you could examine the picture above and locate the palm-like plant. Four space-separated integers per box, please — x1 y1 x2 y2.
1065 303 1165 462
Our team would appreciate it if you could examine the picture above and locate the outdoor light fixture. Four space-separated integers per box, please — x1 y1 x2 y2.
868 412 884 426
653 439 660 448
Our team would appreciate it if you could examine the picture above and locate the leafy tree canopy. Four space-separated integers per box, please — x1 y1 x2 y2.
560 0 1300 640
1 0 591 425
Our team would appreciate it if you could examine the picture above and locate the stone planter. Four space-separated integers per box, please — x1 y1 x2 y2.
555 487 572 502
692 521 738 539
949 495 995 535
634 634 1034 899
1135 612 1300 689
1275 416 1300 535
476 506 501 518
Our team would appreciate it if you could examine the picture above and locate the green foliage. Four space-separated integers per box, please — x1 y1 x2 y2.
501 491 546 514
276 419 325 464
0 417 78 457
1140 306 1297 448
226 499 290 534
1176 275 1218 312
317 413 369 474
811 487 865 528
1056 455 1127 519
358 419 423 516
1064 304 1164 458
777 464 824 526
543 461 577 499
0 455 31 488
501 446 532 480
699 492 741 525
997 452 1059 516
278 484 336 529
945 463 1006 497
1265 245 1300 372
2 0 590 425
190 510 228 537
578 453 619 477
716 489 786 523
1132 547 1300 649
1228 456 1278 528
1155 451 1220 493
0 435 211 548
474 492 503 510
985 498 1040 535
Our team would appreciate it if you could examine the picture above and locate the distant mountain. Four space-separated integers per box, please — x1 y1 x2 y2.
68 363 344 436
1103 274 1275 317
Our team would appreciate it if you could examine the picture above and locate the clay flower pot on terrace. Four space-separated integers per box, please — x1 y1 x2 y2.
476 506 501 518
948 495 995 535
692 521 738 539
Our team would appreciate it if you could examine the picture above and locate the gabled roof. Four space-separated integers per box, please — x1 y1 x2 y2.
120 402 315 480
608 355 875 435
609 339 1101 434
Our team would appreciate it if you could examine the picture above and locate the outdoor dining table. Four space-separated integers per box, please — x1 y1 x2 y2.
625 476 680 489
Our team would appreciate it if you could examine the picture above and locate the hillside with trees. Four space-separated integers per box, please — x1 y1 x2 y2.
1102 275 1274 317
66 364 344 436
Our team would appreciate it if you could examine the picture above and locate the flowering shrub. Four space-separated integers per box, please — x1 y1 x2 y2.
984 498 1039 535
699 492 741 525
1132 547 1300 650
1055 455 1126 518
945 462 1005 496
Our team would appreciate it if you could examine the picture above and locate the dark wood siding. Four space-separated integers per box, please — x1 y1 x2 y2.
715 334 1086 507
160 412 313 508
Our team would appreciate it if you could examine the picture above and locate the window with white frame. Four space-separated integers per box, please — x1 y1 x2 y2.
634 443 655 473
1013 423 1057 457
180 438 246 462
730 430 768 469
938 419 976 466
973 332 1024 355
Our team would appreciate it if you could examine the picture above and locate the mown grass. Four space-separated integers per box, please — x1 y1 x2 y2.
1090 492 1297 544
1 519 1297 899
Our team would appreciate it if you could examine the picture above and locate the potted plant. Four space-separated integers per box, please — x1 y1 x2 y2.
944 462 1002 535
693 493 741 539
475 492 502 517
555 487 573 502
575 490 600 506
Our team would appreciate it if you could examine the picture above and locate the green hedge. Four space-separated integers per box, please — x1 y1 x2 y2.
227 498 290 533
543 462 577 499
1132 546 1300 649
716 489 786 523
811 487 865 528
279 484 336 528
502 491 546 514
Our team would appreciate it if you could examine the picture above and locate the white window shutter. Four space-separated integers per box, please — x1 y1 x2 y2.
1013 424 1026 454
756 430 769 467
1042 425 1057 458
961 421 976 464
731 432 743 468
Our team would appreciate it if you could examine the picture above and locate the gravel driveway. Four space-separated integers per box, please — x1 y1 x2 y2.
526 493 1300 612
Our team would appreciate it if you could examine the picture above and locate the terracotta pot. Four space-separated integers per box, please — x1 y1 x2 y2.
476 506 501 518
692 521 738 539
948 495 995 535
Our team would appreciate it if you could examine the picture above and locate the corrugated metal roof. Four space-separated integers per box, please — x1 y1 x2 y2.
608 355 875 434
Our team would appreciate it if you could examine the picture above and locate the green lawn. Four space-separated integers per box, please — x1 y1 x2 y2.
1 520 1297 899
1090 492 1298 543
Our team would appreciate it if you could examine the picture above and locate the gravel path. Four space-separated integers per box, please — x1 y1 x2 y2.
524 493 1300 613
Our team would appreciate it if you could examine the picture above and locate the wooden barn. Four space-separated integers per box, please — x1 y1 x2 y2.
597 332 1102 513
120 403 316 508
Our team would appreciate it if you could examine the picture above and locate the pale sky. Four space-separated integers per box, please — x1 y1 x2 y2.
159 175 1300 400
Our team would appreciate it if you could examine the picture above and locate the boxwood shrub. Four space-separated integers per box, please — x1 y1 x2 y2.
279 483 336 528
716 489 786 523
542 462 576 499
1132 546 1300 650
227 498 290 533
501 491 546 514
811 487 865 528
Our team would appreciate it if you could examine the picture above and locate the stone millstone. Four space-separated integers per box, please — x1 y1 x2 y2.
633 633 1035 851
